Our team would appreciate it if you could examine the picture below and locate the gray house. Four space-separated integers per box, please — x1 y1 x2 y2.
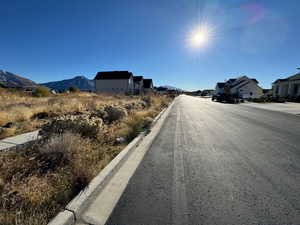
94 71 134 94
272 70 300 99
133 76 144 95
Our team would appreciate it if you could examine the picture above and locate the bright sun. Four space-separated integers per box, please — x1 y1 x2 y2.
189 26 212 48
192 32 208 46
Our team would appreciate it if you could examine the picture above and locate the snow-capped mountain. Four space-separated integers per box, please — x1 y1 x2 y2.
0 70 38 89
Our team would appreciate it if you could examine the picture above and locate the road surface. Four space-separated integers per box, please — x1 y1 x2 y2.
106 95 300 225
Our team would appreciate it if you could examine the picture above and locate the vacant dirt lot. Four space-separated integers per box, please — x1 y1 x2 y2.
0 88 173 225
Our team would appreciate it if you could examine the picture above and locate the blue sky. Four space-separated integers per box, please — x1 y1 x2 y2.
0 0 299 90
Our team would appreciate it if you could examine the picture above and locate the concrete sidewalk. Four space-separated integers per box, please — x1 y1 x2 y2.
0 130 39 151
243 102 300 115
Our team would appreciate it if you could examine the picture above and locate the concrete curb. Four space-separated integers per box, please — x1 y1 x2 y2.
0 130 40 152
48 211 75 225
47 102 172 225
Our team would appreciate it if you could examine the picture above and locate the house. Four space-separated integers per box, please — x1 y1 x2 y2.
201 89 215 96
262 89 272 98
215 76 263 99
94 71 134 94
272 70 300 99
143 79 153 94
214 82 226 95
133 76 143 95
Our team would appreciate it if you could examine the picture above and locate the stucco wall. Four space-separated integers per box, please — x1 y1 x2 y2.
95 78 133 94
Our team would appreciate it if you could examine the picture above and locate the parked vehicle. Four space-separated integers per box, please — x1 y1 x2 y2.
212 93 241 104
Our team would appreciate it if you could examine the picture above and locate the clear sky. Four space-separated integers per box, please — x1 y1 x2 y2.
0 0 299 90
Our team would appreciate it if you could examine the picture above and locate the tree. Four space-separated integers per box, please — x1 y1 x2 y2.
69 86 80 92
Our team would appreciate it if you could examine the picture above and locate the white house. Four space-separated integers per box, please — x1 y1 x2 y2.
272 71 300 99
133 76 144 95
94 71 134 94
143 79 153 94
215 76 263 99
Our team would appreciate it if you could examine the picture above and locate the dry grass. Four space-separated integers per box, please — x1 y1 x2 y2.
0 88 162 138
0 89 173 224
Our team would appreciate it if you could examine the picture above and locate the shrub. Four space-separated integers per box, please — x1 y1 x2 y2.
253 98 266 103
142 96 152 108
69 86 80 92
0 134 95 225
119 113 153 142
0 127 16 139
39 119 100 140
33 87 51 97
103 106 127 124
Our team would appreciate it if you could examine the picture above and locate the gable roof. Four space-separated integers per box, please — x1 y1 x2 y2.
143 79 153 88
273 78 288 84
216 82 225 88
133 76 143 82
273 72 300 84
94 71 133 80
227 78 237 84
288 73 300 80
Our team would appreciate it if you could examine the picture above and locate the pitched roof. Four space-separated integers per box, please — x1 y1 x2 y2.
273 73 300 84
94 71 133 80
273 78 288 84
288 73 300 80
133 76 143 82
143 79 153 88
227 78 237 83
216 82 225 88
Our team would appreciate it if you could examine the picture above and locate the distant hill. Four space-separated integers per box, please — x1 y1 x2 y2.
0 70 38 89
159 85 184 92
41 76 95 91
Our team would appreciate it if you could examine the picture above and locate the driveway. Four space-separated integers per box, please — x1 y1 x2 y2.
244 101 300 115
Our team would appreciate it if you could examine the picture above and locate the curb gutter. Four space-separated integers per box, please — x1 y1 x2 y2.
48 101 174 225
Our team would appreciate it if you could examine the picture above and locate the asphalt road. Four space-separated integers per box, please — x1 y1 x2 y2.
106 95 300 225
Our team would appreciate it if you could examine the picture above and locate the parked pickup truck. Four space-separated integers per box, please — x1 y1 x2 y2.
212 93 241 104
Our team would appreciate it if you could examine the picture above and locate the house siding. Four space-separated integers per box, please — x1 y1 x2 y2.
95 77 134 94
273 79 300 98
230 80 263 99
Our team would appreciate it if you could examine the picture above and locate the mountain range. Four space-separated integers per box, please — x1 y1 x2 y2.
160 85 184 92
0 70 38 89
40 76 95 91
0 70 182 92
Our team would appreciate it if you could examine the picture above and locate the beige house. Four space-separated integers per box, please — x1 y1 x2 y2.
272 72 300 99
94 71 134 94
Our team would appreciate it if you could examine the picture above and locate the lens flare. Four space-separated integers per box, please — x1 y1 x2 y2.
188 25 213 49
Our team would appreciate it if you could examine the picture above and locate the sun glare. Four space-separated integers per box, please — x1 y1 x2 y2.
189 25 213 49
